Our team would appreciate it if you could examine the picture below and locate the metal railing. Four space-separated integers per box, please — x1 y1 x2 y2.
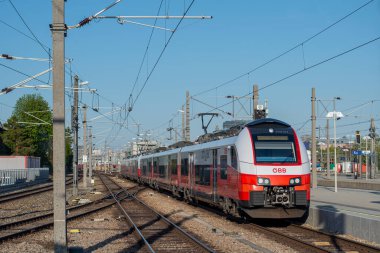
0 168 49 187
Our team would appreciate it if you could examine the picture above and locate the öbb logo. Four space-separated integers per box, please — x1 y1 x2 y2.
273 168 286 173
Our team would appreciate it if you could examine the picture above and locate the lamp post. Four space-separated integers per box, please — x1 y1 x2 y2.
326 97 343 192
363 135 371 180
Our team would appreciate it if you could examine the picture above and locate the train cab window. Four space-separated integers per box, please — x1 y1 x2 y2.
220 155 227 180
181 158 188 176
195 165 210 186
230 147 238 169
250 126 298 163
254 141 296 163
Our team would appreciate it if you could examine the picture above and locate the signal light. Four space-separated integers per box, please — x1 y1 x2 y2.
355 131 360 144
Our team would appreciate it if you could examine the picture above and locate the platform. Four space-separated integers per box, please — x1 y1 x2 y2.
307 185 380 244
317 173 380 190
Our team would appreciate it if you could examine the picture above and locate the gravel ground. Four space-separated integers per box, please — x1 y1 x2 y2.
0 176 108 226
0 191 53 226
7 175 373 253
135 186 297 253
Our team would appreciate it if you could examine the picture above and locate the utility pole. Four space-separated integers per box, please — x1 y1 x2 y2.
185 91 190 142
326 119 330 179
51 0 67 251
72 75 79 196
311 88 317 188
82 105 88 188
318 126 323 167
182 105 185 141
89 127 93 184
253 84 259 120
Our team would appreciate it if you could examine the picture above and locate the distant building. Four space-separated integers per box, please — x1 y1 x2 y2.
301 134 356 151
127 140 159 156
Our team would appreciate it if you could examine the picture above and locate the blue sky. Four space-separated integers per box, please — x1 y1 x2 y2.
1 0 379 149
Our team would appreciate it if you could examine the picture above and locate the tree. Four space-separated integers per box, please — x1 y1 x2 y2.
65 127 73 173
1 94 52 167
0 122 11 155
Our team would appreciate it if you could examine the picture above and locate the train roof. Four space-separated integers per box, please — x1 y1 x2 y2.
178 135 237 153
245 118 291 127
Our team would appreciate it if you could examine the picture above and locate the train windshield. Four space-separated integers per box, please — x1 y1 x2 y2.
250 127 298 163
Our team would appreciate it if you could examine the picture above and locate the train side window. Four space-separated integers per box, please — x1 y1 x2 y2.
170 155 177 175
195 165 211 186
159 156 168 178
230 146 238 169
153 158 159 174
181 158 188 176
220 155 227 180
142 165 146 175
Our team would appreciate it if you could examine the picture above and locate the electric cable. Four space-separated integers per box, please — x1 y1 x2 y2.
192 0 375 97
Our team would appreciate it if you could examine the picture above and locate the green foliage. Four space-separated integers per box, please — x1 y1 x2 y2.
65 127 73 173
1 94 52 167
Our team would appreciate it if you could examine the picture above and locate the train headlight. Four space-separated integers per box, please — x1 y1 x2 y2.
257 177 270 185
289 177 301 185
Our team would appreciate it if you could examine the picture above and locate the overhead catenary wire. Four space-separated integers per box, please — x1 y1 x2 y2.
114 0 197 145
131 0 197 110
8 0 51 57
128 0 165 97
192 0 376 98
196 35 380 117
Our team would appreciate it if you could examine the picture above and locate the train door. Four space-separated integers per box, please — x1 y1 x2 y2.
212 149 218 202
189 152 194 194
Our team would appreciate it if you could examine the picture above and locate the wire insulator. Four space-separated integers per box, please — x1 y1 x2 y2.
1 54 13 60
78 17 92 27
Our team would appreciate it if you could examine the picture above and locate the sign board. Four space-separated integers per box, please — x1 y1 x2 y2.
82 155 87 163
352 150 371 155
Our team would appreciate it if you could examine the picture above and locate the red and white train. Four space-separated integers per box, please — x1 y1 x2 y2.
121 118 310 219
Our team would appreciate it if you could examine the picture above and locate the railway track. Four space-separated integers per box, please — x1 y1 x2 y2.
120 177 380 253
0 177 75 204
247 221 380 253
99 174 215 253
0 176 138 243
0 192 120 243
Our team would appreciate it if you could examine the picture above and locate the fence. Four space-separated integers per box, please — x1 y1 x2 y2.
0 168 49 187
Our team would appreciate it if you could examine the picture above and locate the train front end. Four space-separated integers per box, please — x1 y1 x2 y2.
236 118 310 219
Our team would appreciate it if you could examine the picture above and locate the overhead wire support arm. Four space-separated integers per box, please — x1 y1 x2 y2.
67 0 123 29
95 15 213 19
94 15 212 32
0 68 52 95
1 54 72 63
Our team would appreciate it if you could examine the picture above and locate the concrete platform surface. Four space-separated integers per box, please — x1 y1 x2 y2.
307 186 380 244
317 173 380 190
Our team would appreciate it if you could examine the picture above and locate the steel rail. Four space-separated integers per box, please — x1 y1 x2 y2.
98 174 156 253
100 174 215 253
0 177 75 204
0 194 116 242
